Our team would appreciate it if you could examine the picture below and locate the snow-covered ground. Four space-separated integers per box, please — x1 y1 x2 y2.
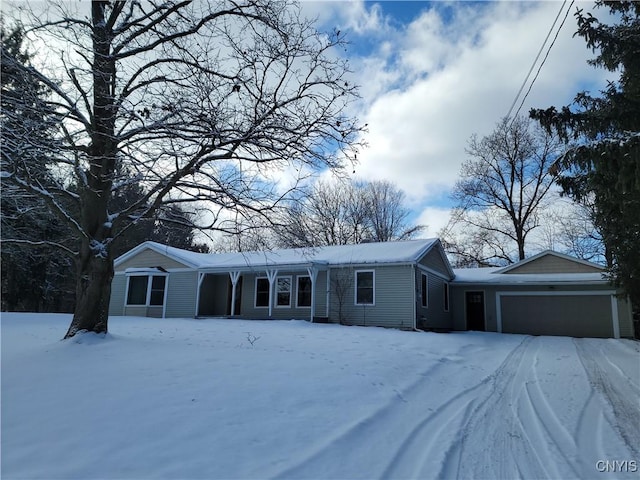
2 313 638 479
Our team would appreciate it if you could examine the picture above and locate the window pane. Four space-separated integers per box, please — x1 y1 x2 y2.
297 276 312 307
127 276 148 305
256 278 269 307
356 271 374 305
276 277 291 306
150 276 166 306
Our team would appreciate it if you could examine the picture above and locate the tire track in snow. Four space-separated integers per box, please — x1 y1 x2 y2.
436 336 618 479
436 336 565 480
576 390 607 476
269 341 519 479
573 338 640 459
380 336 536 479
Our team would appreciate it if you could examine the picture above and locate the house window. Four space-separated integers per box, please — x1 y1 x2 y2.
255 278 270 307
297 276 312 308
126 275 166 306
355 270 374 305
444 282 450 312
276 276 292 307
421 273 428 308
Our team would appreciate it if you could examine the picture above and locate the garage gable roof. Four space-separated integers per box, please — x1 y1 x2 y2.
495 250 604 274
452 251 607 285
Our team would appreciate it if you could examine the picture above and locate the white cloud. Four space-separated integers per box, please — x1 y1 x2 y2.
342 1 609 209
416 206 453 239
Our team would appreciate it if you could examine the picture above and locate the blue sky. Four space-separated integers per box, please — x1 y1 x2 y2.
302 0 610 236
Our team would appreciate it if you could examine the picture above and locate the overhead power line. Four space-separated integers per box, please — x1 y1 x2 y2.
506 0 575 122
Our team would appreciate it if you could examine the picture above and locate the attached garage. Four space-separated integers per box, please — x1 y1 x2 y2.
498 292 617 338
451 250 635 339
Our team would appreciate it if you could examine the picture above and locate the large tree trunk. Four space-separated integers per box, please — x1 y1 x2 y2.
65 243 114 338
64 1 117 339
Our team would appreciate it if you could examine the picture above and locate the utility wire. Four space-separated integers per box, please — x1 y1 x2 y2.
505 0 568 121
511 0 575 122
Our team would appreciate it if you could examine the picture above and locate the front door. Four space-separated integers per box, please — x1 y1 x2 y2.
466 291 485 331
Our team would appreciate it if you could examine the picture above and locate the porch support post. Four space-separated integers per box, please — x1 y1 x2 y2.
195 272 206 317
307 266 319 323
229 271 241 317
266 269 278 318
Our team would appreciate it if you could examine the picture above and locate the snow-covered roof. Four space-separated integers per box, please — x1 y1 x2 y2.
115 238 442 272
495 250 605 274
452 267 608 285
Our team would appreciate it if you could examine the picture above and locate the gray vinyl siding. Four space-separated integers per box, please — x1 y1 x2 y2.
617 296 634 338
450 283 627 338
108 274 126 315
329 265 415 329
418 248 452 279
111 271 197 318
122 305 163 317
416 270 453 330
238 270 328 320
116 248 190 271
164 271 198 318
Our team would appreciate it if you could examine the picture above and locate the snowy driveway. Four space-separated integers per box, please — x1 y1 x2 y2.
1 314 638 479
273 335 639 480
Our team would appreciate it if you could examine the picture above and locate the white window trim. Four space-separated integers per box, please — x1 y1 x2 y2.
296 275 312 309
421 273 428 308
354 269 375 306
125 273 168 307
254 276 270 308
275 275 293 308
444 282 450 312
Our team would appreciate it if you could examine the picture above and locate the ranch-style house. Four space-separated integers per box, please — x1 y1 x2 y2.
108 239 635 338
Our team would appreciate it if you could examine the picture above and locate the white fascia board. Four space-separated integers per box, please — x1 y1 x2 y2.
198 262 322 274
113 241 199 269
451 279 611 287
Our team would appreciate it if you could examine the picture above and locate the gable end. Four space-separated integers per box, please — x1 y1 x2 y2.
115 248 192 272
503 253 603 274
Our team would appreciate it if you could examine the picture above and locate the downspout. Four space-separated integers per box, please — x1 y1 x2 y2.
326 269 331 319
307 266 319 323
162 275 169 319
195 272 205 318
411 264 417 330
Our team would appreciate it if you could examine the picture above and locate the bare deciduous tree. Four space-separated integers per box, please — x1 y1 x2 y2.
1 1 364 338
274 179 423 247
443 116 560 266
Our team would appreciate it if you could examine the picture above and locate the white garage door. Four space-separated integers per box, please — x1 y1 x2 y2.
499 293 615 338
